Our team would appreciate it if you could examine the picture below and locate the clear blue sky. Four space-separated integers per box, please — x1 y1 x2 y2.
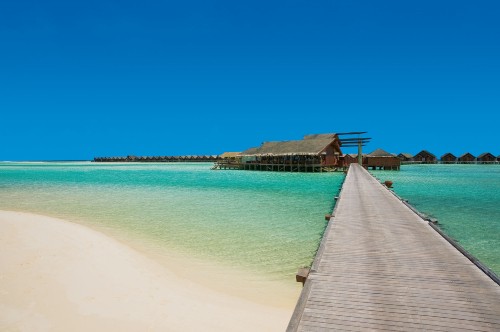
1 0 499 160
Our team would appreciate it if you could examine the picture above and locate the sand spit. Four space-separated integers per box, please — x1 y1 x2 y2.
0 210 293 331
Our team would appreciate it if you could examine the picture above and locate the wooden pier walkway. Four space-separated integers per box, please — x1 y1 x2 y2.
288 164 500 331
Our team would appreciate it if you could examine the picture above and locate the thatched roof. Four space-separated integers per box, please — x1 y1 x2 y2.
220 152 241 159
343 153 360 158
303 133 337 140
368 149 394 157
241 147 259 155
415 150 436 158
459 152 475 159
398 153 413 158
441 152 456 159
478 152 495 159
242 138 336 156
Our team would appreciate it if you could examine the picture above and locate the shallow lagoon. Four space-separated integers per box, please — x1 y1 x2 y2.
2 162 498 279
0 162 344 281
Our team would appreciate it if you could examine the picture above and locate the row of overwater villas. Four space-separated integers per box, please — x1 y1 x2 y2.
218 134 498 172
398 151 500 164
93 155 220 162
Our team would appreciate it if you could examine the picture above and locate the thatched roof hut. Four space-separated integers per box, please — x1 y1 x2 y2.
343 153 360 164
477 152 496 163
241 134 342 166
458 152 475 162
397 153 413 161
367 149 394 157
366 149 400 170
220 152 241 159
242 138 339 156
441 153 457 163
414 150 437 163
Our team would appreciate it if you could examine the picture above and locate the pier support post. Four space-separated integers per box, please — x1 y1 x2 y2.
357 140 363 165
296 267 310 285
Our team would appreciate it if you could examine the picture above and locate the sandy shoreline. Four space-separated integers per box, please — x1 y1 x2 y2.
0 210 296 331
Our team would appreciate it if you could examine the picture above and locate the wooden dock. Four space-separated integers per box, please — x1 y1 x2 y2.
211 161 341 172
288 163 500 331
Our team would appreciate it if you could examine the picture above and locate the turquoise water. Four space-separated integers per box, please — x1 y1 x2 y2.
0 162 343 281
373 164 500 275
3 163 498 280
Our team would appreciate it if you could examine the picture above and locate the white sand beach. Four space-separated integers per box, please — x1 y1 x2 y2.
0 210 296 331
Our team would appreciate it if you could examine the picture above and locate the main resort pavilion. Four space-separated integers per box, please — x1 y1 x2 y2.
215 133 401 172
216 133 343 172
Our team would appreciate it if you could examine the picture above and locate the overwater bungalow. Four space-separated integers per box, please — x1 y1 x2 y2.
477 152 496 164
365 149 401 170
397 153 413 162
342 153 360 165
458 152 476 163
93 155 220 163
214 133 343 172
414 150 437 164
220 152 242 163
441 153 457 164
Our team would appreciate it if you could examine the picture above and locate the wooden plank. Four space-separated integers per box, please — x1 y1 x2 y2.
288 164 500 331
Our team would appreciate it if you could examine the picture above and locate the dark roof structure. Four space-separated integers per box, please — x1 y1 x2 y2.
415 150 436 158
478 152 495 159
368 149 394 157
459 152 475 159
441 152 457 159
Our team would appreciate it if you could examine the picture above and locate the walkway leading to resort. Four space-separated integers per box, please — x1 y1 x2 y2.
288 163 500 331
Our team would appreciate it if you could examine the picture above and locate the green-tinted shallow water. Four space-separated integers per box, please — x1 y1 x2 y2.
0 162 343 281
3 162 498 280
373 164 500 275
